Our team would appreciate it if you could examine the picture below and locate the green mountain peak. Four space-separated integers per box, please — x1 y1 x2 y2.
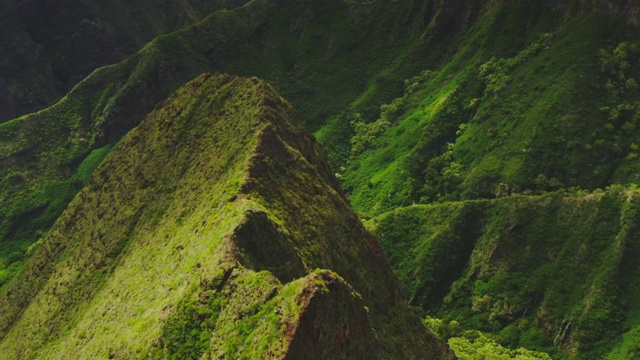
0 73 452 359
4 1 640 358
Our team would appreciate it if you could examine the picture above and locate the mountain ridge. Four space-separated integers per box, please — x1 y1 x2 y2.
368 188 640 358
0 72 453 359
0 0 247 123
2 1 640 358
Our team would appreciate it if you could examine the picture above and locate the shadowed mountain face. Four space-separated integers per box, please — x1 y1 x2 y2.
1 0 474 295
0 73 453 359
370 191 640 357
0 0 247 122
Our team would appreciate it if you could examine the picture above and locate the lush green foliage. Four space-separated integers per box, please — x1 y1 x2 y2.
424 317 552 359
338 7 621 217
0 0 240 122
75 144 114 184
0 74 452 359
448 335 551 360
370 188 640 359
0 0 466 288
317 7 640 357
3 1 640 359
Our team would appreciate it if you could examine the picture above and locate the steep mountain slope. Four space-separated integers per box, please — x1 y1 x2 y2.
0 73 453 359
369 189 640 359
0 0 477 291
309 1 640 359
339 3 640 215
0 0 245 122
4 0 640 358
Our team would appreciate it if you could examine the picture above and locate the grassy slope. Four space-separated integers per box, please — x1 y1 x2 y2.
339 5 630 217
0 1 253 287
0 73 452 359
3 1 640 358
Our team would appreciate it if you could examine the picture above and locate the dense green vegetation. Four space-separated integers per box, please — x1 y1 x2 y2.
0 0 245 122
424 317 552 359
323 3 640 358
369 188 640 359
337 6 638 217
3 0 640 358
282 5 640 356
0 0 453 289
0 0 501 291
0 73 452 358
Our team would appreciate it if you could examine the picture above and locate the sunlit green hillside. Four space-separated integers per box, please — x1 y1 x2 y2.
2 1 640 358
0 73 452 359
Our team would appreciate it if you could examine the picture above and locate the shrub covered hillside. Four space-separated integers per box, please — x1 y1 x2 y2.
0 0 479 289
329 1 640 359
369 189 640 359
0 0 566 290
3 0 640 358
337 3 640 215
0 73 453 359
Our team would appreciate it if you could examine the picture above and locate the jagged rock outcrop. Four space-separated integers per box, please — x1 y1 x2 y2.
0 73 453 359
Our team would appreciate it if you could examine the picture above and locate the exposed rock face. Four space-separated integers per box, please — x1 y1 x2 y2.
0 73 453 359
